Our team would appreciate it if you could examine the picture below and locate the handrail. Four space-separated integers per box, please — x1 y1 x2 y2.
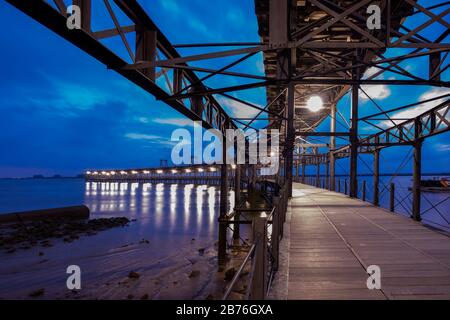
222 181 289 300
222 240 258 300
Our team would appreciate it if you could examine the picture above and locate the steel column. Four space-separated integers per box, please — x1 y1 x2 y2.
373 149 380 206
233 164 241 242
349 65 360 198
301 160 306 184
285 82 295 197
135 27 157 80
316 162 320 188
412 140 423 221
218 144 228 264
329 103 336 191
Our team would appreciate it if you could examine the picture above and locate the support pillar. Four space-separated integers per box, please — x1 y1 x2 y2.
412 140 422 221
330 104 336 191
218 142 228 265
233 164 241 242
301 160 306 184
316 162 320 188
135 27 157 81
349 65 360 198
373 149 380 206
285 82 295 197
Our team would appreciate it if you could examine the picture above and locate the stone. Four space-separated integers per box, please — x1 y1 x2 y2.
188 270 200 278
128 271 140 279
29 288 45 297
224 268 236 281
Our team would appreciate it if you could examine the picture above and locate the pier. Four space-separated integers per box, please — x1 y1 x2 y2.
5 0 450 300
284 183 450 300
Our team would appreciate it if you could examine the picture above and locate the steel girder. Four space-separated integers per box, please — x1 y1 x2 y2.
5 0 237 133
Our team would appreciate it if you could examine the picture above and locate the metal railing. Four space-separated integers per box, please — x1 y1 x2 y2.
222 183 288 300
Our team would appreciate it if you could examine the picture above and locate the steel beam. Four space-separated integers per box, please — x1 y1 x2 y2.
373 149 380 206
233 164 241 243
329 103 336 191
349 64 360 198
412 139 423 222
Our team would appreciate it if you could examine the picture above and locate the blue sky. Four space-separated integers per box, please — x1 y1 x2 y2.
0 0 448 177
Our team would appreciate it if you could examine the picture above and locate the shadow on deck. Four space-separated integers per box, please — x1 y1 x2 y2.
273 183 450 300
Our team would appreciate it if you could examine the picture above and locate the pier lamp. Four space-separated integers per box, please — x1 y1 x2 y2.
120 171 127 175
101 171 107 175
306 95 323 112
143 170 150 174
93 171 99 175
156 170 163 174
86 171 91 175
131 170 138 174
210 167 216 172
110 171 116 175
231 164 236 169
185 169 191 173
171 169 178 174
198 168 204 172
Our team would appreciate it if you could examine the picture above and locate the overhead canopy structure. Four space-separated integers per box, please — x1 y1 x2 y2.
255 0 416 133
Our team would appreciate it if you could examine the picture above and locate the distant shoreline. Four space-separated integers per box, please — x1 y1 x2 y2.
0 173 449 180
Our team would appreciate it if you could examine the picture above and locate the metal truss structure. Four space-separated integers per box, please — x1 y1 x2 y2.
6 0 237 134
5 0 450 258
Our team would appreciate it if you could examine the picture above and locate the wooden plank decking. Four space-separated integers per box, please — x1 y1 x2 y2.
285 183 450 300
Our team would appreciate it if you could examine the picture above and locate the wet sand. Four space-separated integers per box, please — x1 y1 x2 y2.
0 182 255 300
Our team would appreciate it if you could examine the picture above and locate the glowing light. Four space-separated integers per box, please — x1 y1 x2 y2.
143 170 150 174
120 171 127 175
131 170 138 174
231 164 236 169
198 168 204 172
185 169 191 173
210 167 216 172
156 170 163 174
306 96 323 112
110 171 116 175
86 171 91 175
171 170 178 174
93 171 99 175
101 171 107 175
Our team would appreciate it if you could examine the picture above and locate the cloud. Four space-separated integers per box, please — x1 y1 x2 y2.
217 97 260 118
157 0 210 38
159 0 180 14
125 133 164 141
380 87 450 127
187 19 208 35
152 117 194 127
360 66 391 101
226 9 244 25
20 80 109 117
363 66 383 79
436 143 450 152
359 84 391 101
256 60 265 74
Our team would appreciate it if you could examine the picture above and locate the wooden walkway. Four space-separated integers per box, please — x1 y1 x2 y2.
285 183 450 300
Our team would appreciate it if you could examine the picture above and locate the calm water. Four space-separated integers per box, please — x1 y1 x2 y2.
0 179 238 241
0 177 448 233
334 175 450 232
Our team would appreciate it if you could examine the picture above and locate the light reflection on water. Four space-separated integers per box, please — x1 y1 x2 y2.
83 181 225 238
